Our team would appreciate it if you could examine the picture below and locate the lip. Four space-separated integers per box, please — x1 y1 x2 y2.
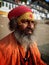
25 29 33 34
26 29 33 32
27 30 32 33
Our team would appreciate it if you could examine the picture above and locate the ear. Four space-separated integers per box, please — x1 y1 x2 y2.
9 18 17 31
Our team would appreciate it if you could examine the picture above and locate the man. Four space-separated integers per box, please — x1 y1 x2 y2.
0 5 47 65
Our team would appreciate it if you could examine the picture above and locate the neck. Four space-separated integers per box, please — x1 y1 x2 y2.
22 42 30 52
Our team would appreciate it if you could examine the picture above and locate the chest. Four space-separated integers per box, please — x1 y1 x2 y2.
5 47 36 65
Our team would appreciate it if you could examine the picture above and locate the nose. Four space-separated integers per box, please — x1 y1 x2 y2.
27 22 32 28
27 21 34 29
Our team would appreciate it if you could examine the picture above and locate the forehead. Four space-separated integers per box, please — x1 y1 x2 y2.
17 12 34 22
20 19 34 23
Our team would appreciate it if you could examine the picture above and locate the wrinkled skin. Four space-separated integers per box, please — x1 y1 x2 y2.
17 19 35 35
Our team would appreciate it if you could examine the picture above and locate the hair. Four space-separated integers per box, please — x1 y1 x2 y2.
9 18 17 31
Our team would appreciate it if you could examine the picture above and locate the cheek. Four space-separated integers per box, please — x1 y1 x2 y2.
18 24 27 30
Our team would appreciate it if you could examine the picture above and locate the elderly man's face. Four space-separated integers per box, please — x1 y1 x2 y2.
17 19 35 35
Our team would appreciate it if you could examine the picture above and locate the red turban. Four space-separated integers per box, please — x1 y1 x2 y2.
8 5 32 20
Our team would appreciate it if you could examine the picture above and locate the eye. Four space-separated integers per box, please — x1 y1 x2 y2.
26 20 30 23
21 19 27 23
31 21 35 23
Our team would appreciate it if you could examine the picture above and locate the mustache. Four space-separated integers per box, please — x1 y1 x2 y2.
25 27 34 32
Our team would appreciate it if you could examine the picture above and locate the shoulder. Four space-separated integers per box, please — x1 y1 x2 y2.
0 32 16 47
0 32 13 43
0 32 18 51
0 32 18 57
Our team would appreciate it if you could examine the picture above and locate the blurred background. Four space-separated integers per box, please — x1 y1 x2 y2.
0 0 49 63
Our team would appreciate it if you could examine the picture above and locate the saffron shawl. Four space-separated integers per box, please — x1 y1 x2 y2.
0 33 47 65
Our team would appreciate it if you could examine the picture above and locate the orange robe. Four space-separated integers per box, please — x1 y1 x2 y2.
0 32 47 65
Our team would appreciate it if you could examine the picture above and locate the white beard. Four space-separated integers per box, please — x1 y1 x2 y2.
14 30 36 46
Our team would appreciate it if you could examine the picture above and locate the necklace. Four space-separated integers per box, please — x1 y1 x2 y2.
19 47 30 62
